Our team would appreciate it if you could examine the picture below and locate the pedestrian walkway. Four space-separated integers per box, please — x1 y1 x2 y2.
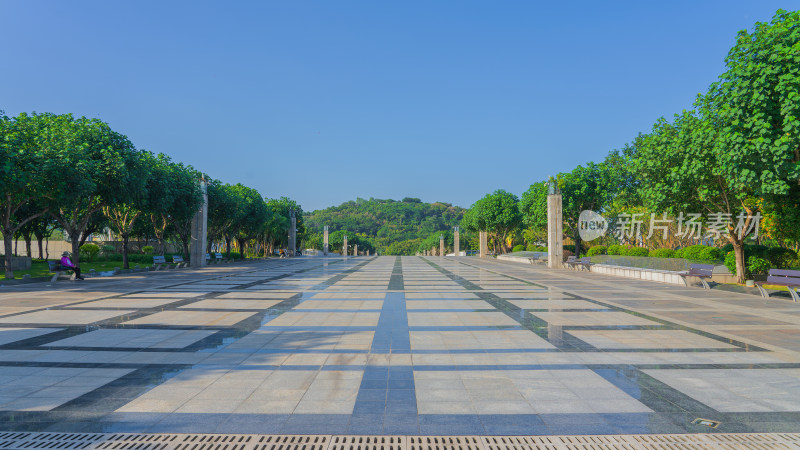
0 256 798 437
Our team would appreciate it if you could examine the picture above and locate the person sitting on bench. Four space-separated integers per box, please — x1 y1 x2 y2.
60 251 84 280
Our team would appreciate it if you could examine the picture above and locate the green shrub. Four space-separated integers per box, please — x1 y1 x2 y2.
746 244 769 259
526 244 546 252
679 245 722 261
79 243 100 262
765 247 799 269
724 251 737 275
101 245 116 254
623 247 649 257
720 243 734 254
587 245 607 256
607 244 624 255
141 245 154 255
747 256 771 275
512 244 526 253
649 248 675 258
563 245 575 253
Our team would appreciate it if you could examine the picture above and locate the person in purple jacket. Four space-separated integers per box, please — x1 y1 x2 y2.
60 251 84 280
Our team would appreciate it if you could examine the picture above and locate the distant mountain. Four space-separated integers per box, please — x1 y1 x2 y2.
303 197 466 255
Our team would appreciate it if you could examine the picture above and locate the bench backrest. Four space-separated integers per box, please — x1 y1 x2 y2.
205 254 210 260
47 260 60 271
153 255 166 264
767 269 800 286
689 264 714 276
215 253 223 259
579 257 592 264
566 256 576 263
172 255 184 263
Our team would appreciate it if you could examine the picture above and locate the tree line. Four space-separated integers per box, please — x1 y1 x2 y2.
0 112 303 278
302 197 465 254
462 10 800 283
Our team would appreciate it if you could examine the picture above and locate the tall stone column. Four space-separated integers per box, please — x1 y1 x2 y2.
547 180 563 269
343 235 348 257
453 227 460 257
190 178 208 268
288 209 296 257
323 226 329 256
354 244 358 256
479 231 488 258
439 235 444 257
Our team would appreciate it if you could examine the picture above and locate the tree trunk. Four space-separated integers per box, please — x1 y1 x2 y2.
35 232 44 261
182 241 190 260
225 237 231 259
122 233 130 270
733 240 746 284
71 237 81 268
23 234 32 258
574 228 582 258
237 238 246 259
3 236 13 279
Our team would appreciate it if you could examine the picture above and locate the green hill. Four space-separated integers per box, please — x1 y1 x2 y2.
303 197 466 255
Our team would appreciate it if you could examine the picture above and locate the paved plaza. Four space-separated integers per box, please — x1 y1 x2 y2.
0 256 799 438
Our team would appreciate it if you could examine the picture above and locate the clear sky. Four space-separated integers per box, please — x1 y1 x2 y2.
0 1 791 211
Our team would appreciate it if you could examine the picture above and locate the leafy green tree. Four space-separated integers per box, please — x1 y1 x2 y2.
0 112 60 277
207 179 237 253
102 150 151 268
461 189 522 254
230 185 268 259
519 181 548 245
42 115 141 267
560 162 615 257
633 11 800 282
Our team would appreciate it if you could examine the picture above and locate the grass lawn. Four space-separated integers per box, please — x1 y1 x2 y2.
6 260 138 279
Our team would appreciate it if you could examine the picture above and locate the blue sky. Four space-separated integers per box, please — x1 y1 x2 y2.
0 1 791 211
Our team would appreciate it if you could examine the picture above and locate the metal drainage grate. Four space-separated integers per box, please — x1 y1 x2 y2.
2 433 800 450
329 436 404 450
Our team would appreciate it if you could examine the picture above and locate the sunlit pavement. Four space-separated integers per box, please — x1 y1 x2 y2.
0 256 799 436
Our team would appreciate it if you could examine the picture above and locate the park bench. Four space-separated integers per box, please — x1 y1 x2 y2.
678 264 715 289
215 252 228 263
172 255 186 268
756 269 800 302
565 256 592 271
205 253 212 264
47 260 76 282
152 255 168 271
528 254 546 265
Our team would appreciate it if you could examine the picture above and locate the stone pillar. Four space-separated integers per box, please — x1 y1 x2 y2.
323 226 329 256
439 235 445 257
354 244 358 256
190 179 208 268
288 209 296 257
343 235 348 256
454 227 460 257
547 180 563 269
479 231 488 258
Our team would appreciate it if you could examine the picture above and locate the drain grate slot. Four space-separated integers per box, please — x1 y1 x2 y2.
408 436 481 450
329 436 404 450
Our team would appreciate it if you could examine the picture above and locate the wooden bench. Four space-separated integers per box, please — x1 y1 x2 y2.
215 252 227 263
47 260 75 282
678 264 715 289
152 255 168 271
172 255 186 268
757 269 800 302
